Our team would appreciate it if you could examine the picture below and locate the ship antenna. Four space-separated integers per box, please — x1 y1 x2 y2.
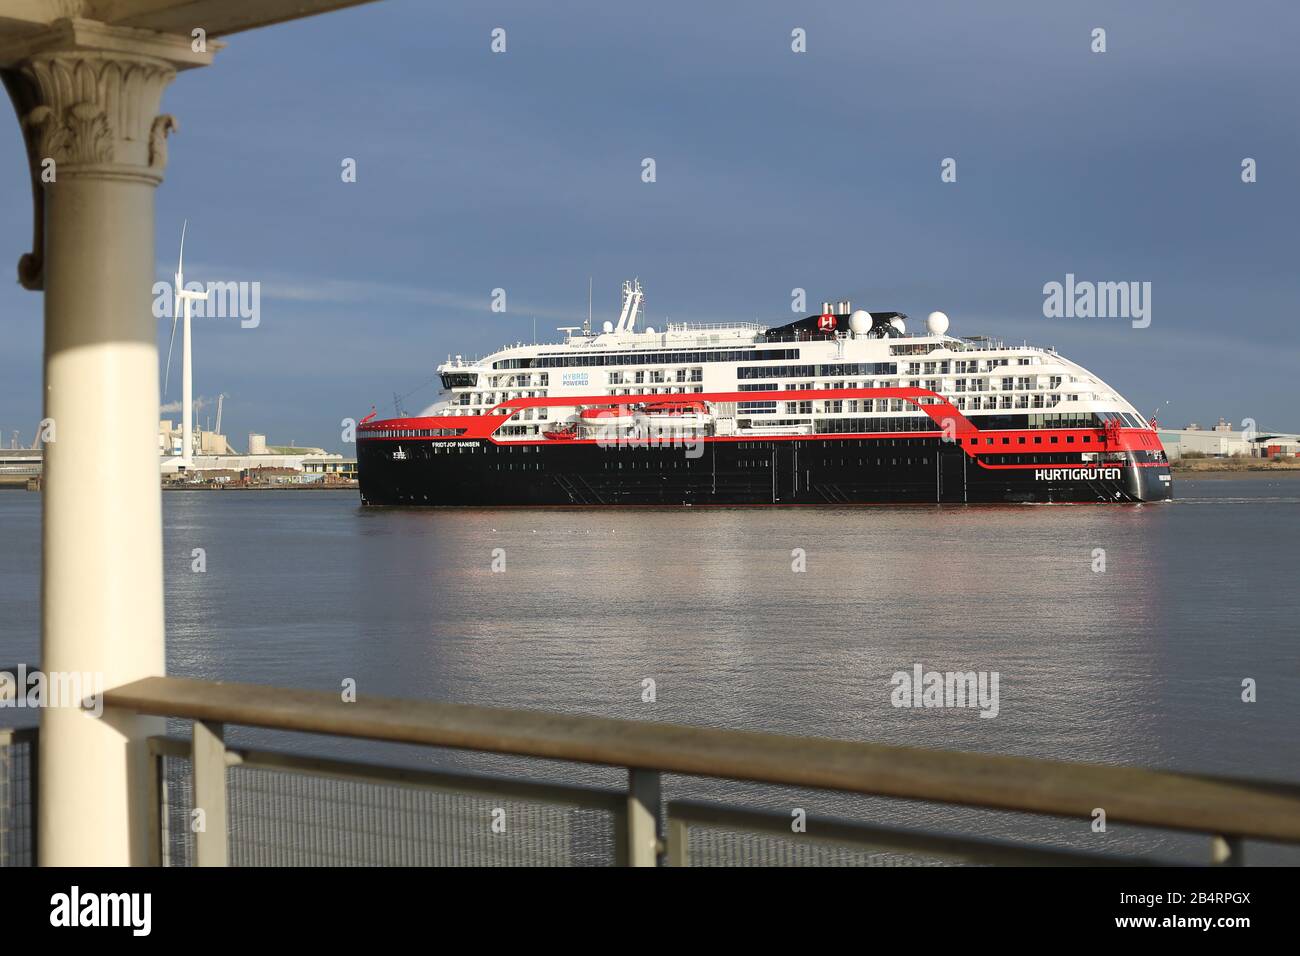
586 276 592 336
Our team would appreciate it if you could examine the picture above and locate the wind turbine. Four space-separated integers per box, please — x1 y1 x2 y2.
163 221 209 468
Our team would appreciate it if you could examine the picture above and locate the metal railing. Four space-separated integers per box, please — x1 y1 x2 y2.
87 675 1300 867
664 801 1161 867
146 736 629 866
662 321 768 332
0 725 37 867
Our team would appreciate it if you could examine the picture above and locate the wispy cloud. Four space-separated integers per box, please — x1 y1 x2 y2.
154 261 586 323
160 395 220 415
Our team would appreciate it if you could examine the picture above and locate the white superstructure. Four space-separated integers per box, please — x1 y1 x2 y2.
422 281 1153 439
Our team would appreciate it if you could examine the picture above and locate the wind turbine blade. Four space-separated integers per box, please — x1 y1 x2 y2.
177 219 188 284
163 314 178 395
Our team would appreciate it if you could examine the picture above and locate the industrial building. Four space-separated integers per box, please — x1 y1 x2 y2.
0 448 43 487
158 418 235 456
156 418 351 479
1156 418 1300 460
303 458 359 480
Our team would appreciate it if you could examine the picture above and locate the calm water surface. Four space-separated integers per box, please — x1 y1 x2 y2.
1 479 1297 862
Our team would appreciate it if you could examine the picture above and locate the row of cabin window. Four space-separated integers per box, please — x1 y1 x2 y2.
492 348 801 369
608 386 705 395
366 428 461 437
608 368 703 385
903 357 1032 374
965 434 1096 447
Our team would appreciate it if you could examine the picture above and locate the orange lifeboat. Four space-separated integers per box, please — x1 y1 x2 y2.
642 400 709 416
579 406 636 421
542 423 579 441
579 405 637 435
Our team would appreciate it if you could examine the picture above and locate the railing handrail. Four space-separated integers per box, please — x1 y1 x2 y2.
103 676 1300 843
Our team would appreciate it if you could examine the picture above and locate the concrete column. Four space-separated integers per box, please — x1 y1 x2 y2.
1 19 215 865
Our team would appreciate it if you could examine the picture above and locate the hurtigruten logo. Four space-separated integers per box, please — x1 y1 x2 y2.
1035 467 1122 481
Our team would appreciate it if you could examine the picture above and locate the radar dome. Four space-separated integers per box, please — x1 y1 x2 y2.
889 316 907 334
602 320 614 333
849 309 872 334
926 311 950 335
645 327 656 335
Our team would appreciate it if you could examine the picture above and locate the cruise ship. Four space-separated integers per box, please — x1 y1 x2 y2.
357 280 1172 506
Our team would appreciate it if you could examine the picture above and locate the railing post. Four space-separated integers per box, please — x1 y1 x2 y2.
666 815 689 867
146 740 165 867
27 730 38 867
0 728 10 868
626 769 662 866
1210 834 1243 866
192 721 229 867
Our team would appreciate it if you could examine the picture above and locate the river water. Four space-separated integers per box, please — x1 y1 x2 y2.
1 478 1296 863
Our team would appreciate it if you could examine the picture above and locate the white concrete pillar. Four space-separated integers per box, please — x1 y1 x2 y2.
2 20 214 865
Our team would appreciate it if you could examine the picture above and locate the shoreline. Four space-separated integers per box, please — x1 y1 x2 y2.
1172 468 1300 480
162 483 358 491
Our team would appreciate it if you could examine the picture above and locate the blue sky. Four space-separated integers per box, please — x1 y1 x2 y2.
2 0 1297 451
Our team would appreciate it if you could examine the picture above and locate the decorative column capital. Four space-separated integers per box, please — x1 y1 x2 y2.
1 18 219 289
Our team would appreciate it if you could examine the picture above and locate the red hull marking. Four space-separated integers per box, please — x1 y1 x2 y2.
360 427 1164 460
973 460 1167 471
358 388 1166 458
359 388 969 440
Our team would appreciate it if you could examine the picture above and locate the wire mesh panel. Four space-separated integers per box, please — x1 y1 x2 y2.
227 765 617 866
159 750 196 866
156 744 621 866
665 801 1156 867
681 825 948 867
0 729 35 867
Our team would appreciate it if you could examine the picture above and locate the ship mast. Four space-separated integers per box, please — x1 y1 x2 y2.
614 278 643 334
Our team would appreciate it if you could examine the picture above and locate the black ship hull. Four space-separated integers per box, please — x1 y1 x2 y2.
357 436 1173 506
